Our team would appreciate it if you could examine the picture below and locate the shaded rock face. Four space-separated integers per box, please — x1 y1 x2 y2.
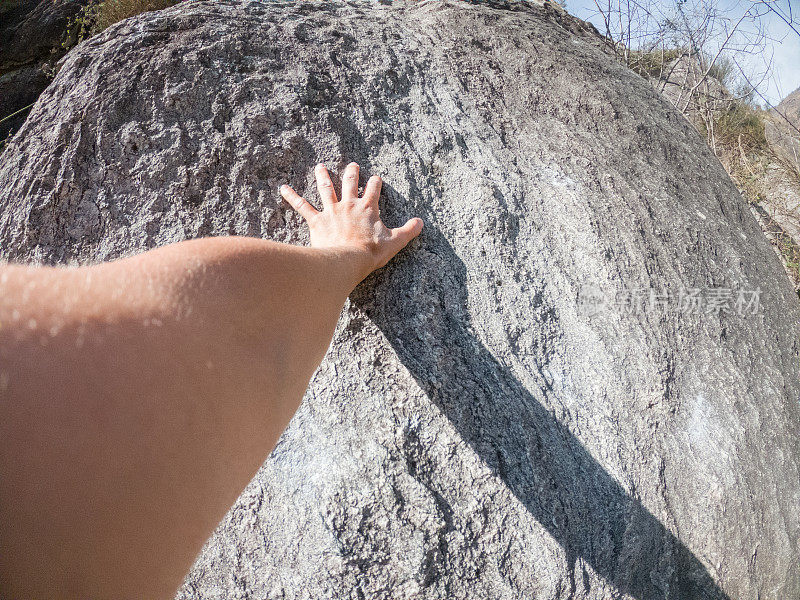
0 0 89 141
1 1 800 598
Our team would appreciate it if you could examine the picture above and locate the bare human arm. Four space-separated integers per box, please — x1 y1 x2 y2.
0 162 423 600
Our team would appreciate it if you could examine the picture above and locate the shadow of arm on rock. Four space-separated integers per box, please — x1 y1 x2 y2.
350 207 728 600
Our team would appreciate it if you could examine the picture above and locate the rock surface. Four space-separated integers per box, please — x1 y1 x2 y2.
1 1 800 598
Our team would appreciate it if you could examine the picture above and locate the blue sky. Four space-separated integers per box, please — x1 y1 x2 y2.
565 0 800 106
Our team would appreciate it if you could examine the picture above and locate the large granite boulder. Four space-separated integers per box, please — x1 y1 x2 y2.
1 1 798 598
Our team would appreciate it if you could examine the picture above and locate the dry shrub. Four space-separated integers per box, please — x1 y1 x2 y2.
627 47 687 79
92 0 183 33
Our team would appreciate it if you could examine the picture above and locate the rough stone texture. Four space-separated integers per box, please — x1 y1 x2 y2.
0 0 89 141
649 61 800 293
1 1 800 598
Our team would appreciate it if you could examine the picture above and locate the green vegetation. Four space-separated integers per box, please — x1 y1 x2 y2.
706 103 800 291
65 0 183 47
707 101 767 152
701 101 769 205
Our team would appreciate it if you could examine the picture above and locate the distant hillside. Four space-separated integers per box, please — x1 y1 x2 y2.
777 87 800 122
754 88 800 293
767 87 800 171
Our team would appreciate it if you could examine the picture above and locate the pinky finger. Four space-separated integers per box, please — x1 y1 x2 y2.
280 184 319 221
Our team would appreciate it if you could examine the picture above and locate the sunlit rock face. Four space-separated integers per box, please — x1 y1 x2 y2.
1 1 799 599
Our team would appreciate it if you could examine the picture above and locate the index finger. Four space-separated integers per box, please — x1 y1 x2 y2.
280 184 319 221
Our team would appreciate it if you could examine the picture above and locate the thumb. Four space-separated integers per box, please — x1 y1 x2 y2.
390 217 423 247
384 217 423 262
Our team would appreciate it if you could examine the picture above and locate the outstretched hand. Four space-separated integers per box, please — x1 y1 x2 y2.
280 162 423 279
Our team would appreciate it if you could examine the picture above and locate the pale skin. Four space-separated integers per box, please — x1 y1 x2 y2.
0 162 423 600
